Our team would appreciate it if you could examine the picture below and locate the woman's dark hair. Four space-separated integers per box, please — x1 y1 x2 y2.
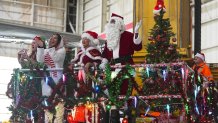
53 33 62 47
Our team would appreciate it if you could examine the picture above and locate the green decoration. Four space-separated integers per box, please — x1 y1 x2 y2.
105 64 134 108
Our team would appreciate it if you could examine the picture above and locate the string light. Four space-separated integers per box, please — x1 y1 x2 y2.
166 104 170 116
163 69 167 81
146 67 150 77
195 104 200 115
134 96 137 108
145 106 150 116
181 68 184 79
30 110 34 122
62 74 66 82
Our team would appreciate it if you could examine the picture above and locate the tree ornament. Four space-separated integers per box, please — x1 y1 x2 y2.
156 35 161 41
172 37 177 42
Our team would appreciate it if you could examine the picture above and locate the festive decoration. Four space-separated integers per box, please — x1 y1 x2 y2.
6 62 218 122
106 104 111 111
172 37 177 42
94 85 100 93
105 64 135 108
146 9 180 64
122 117 128 123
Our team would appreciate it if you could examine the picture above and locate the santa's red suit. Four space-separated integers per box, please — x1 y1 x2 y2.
102 31 142 95
102 31 142 65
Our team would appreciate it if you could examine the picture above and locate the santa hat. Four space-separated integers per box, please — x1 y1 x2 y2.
153 0 166 15
111 13 123 20
195 53 205 61
110 13 124 23
33 36 42 40
81 31 99 46
110 13 125 31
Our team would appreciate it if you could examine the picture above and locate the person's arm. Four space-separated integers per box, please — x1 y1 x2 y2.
36 47 45 63
35 39 46 63
133 20 142 51
203 65 214 81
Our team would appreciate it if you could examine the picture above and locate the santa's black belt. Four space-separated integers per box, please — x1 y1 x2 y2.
112 55 132 64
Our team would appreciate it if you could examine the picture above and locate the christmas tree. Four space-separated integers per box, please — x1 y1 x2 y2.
137 8 185 122
146 10 180 64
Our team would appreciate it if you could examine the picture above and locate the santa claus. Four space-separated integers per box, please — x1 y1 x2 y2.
100 13 142 94
101 13 142 66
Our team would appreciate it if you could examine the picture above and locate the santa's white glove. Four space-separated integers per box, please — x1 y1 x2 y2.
134 20 142 33
99 58 108 70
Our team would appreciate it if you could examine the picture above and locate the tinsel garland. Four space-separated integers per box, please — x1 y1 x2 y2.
105 64 134 108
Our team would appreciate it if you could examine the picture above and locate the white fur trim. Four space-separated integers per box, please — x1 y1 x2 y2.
78 53 85 65
195 53 205 61
72 47 102 65
81 33 94 42
71 51 83 62
85 47 102 60
81 33 99 46
112 40 120 59
153 8 166 14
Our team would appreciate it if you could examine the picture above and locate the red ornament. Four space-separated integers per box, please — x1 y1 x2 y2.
156 35 161 41
122 118 128 123
172 38 177 42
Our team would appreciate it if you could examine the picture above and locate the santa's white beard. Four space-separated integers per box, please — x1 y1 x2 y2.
105 23 121 51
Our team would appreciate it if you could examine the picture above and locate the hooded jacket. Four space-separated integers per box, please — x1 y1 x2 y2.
37 38 66 83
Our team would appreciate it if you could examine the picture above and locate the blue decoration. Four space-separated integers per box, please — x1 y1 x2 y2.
94 85 100 93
